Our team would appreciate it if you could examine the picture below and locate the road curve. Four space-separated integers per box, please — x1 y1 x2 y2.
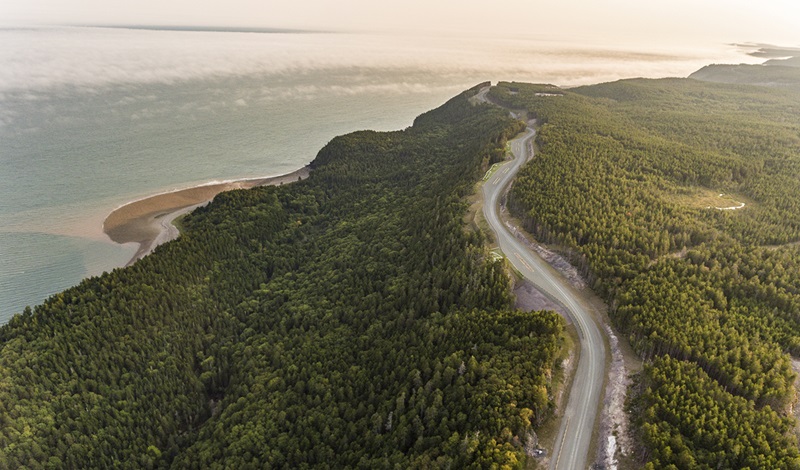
481 119 607 469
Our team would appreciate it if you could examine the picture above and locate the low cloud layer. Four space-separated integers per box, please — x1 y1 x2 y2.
0 26 757 94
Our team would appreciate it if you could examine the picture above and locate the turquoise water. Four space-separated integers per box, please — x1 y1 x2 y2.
0 26 754 322
0 71 461 321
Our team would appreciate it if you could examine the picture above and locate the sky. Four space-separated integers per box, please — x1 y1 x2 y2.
2 0 799 46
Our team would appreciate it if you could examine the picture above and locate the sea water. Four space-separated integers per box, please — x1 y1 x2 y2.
0 26 755 322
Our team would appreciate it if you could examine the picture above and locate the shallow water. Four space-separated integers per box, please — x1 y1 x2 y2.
0 26 756 322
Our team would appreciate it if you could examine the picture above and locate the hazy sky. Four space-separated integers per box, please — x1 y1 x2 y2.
2 0 799 46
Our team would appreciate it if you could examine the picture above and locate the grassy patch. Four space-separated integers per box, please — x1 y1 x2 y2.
662 186 751 211
171 213 190 233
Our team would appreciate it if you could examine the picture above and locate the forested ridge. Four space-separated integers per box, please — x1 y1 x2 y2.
691 60 800 92
490 77 800 467
0 86 563 468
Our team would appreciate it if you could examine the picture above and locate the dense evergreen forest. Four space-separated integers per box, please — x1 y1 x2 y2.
691 60 800 92
490 76 800 468
0 86 564 468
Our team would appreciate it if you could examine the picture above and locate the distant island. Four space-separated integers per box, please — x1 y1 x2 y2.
87 24 326 34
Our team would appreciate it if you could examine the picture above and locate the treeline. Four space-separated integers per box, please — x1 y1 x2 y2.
490 78 800 467
0 88 561 468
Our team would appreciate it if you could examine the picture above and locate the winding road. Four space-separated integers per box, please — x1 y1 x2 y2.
480 113 607 469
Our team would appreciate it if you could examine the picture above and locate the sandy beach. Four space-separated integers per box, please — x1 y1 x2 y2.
103 166 310 265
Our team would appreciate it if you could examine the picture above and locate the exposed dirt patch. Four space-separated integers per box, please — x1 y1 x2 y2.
513 278 569 318
648 246 688 267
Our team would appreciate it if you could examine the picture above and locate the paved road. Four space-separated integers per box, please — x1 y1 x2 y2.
481 121 607 470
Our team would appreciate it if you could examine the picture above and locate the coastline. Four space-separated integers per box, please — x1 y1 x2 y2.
103 166 310 266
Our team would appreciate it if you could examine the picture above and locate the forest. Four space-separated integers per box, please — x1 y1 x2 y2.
691 58 800 92
490 76 800 468
0 86 562 468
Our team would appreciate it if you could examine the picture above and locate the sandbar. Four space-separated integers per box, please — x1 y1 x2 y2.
104 166 310 266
